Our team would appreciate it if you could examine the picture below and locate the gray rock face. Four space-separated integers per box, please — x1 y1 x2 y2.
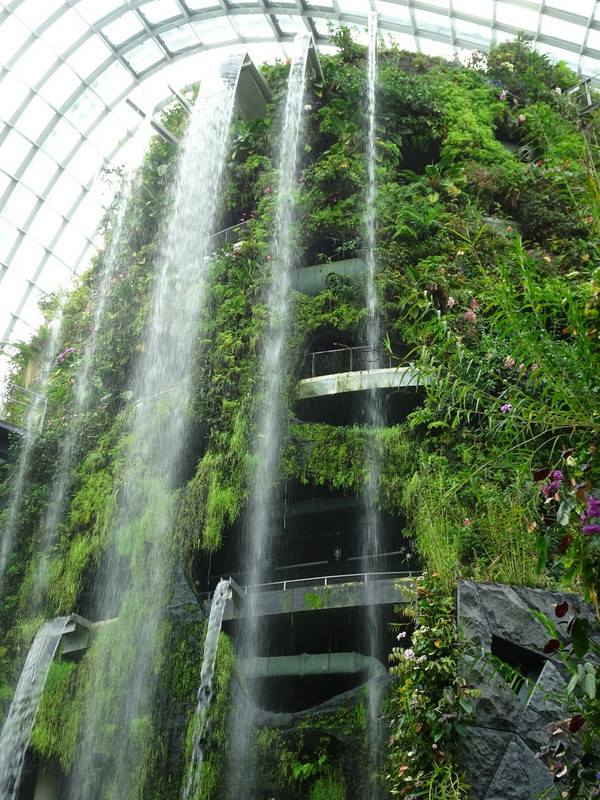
458 581 596 800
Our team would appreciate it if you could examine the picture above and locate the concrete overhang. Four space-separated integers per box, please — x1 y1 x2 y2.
296 258 366 296
235 54 274 121
60 613 93 656
297 366 424 400
211 576 415 622
240 652 387 679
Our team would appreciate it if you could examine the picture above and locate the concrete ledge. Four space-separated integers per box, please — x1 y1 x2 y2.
217 577 414 621
240 652 387 679
297 366 423 399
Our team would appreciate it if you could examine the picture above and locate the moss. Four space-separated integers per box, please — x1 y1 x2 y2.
30 660 79 771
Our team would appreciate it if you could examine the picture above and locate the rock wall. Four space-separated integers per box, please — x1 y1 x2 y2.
457 581 597 800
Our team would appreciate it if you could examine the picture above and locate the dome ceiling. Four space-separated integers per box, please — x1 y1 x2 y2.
0 0 599 362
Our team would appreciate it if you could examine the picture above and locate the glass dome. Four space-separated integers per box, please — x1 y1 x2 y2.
0 0 598 368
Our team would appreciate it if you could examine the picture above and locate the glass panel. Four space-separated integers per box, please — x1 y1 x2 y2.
35 254 71 292
21 150 59 195
11 38 57 86
159 24 201 52
28 204 64 248
452 0 493 16
338 0 371 12
69 194 104 237
540 16 584 46
385 31 418 51
580 54 600 75
40 63 81 110
42 9 88 54
46 172 84 215
586 28 600 52
185 0 220 9
10 316 40 342
12 0 64 29
0 220 20 261
126 38 165 73
274 15 306 34
91 60 134 105
10 238 45 281
53 226 86 265
74 0 125 25
0 72 30 120
546 0 594 16
87 115 128 153
64 87 105 130
0 130 32 175
140 0 183 24
16 95 55 141
1 269 28 303
417 0 448 8
103 11 146 45
3 183 38 228
68 36 112 79
536 42 579 73
378 2 411 25
495 2 539 32
191 18 235 44
454 19 493 47
0 13 31 63
420 40 456 59
19 295 45 331
67 141 104 184
413 8 451 37
43 117 81 161
0 172 11 197
230 16 273 38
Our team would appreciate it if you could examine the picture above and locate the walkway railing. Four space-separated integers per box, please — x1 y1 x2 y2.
200 570 420 603
566 74 600 113
0 382 48 433
301 346 401 379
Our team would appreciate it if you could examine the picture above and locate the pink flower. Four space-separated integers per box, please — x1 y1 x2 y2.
470 298 478 310
463 518 471 526
500 90 507 99
464 310 477 323
518 114 526 123
447 296 455 308
439 267 445 275
504 356 515 368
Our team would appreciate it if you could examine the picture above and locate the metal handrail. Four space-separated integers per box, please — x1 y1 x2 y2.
0 381 49 433
200 570 420 602
565 74 600 112
302 345 400 379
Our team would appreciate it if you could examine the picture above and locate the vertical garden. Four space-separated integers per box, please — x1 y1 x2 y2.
1 26 600 800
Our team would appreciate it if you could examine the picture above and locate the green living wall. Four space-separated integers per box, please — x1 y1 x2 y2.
1 28 600 800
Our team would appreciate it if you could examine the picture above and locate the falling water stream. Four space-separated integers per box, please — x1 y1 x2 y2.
227 32 311 797
0 311 65 594
183 577 231 799
363 13 385 797
0 616 69 800
64 57 244 800
28 159 145 610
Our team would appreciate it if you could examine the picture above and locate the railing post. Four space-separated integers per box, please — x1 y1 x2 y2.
349 347 353 372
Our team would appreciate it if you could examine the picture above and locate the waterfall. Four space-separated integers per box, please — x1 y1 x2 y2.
28 165 142 611
227 32 311 796
363 13 385 796
183 578 231 800
64 56 243 800
0 310 64 595
0 616 69 800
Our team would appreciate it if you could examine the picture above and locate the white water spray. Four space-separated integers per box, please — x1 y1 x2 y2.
0 616 69 800
228 33 312 796
363 13 386 797
66 57 244 800
183 578 231 799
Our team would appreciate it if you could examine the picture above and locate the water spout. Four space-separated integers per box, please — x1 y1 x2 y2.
0 616 70 800
183 578 231 799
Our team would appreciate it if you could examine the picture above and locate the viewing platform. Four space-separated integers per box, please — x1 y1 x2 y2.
297 364 422 400
0 381 49 461
201 572 417 622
